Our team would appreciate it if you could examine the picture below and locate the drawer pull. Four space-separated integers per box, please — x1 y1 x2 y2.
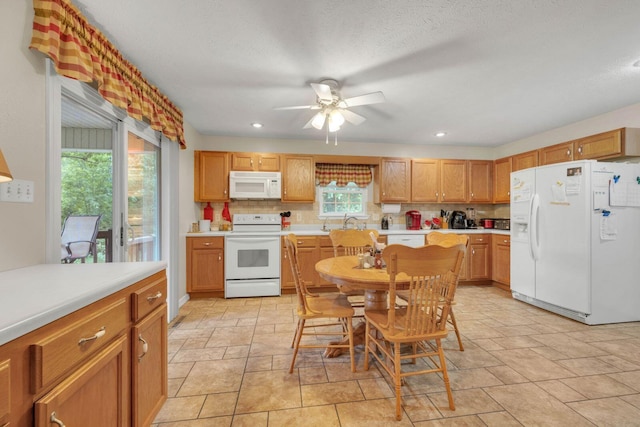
78 326 106 346
138 334 148 362
203 242 211 246
50 412 66 427
146 291 163 302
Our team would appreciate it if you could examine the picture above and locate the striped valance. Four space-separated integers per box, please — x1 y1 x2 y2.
315 163 372 188
29 0 186 148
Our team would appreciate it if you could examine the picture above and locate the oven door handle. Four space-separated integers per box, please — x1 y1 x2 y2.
227 237 279 244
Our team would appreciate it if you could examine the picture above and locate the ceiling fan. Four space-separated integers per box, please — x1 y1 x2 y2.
275 79 385 134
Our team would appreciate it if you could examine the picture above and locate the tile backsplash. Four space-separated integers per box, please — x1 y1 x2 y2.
197 200 509 230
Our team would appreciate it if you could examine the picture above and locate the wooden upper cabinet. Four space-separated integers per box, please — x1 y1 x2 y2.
282 155 315 202
493 156 512 204
376 158 411 203
573 129 622 160
411 159 440 202
539 141 573 165
440 159 467 203
194 151 229 202
512 150 539 172
467 160 492 203
0 359 9 426
231 152 280 171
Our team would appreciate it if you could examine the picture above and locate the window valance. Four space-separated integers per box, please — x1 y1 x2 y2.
315 163 372 188
29 0 186 149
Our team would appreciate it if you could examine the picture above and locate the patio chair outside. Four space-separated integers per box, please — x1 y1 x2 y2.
61 214 102 263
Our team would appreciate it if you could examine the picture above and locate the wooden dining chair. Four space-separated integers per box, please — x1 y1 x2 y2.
363 244 465 420
397 231 469 351
284 234 356 373
329 229 379 313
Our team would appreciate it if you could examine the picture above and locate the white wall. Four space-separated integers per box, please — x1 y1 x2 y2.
0 0 47 271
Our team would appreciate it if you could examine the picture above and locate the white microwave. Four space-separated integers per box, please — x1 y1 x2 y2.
229 171 281 199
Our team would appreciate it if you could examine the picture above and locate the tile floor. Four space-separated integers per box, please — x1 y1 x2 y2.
152 286 640 426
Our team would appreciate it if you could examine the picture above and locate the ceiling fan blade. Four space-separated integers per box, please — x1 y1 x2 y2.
302 116 316 129
274 104 317 110
310 83 333 102
340 109 367 126
343 91 386 107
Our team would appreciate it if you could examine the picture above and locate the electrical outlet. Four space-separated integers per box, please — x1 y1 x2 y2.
0 179 34 203
296 212 302 221
372 213 380 221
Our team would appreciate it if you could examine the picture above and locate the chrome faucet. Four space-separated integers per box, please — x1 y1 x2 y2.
343 214 358 230
322 217 329 232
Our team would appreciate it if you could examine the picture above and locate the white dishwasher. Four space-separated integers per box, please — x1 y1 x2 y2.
386 234 425 248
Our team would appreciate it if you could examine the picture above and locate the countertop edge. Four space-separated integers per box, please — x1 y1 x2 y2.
0 261 167 346
184 228 511 237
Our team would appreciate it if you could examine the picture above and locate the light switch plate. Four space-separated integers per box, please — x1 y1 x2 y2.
0 179 34 203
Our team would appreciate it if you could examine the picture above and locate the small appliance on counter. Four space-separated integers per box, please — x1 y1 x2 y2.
381 215 392 230
449 211 467 229
479 218 494 229
405 210 421 230
493 218 510 230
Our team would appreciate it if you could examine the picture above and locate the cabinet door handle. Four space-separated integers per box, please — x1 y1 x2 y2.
78 326 106 345
435 192 438 198
138 334 148 362
250 158 254 166
471 192 474 199
218 254 222 261
503 239 508 243
50 412 66 427
507 191 510 196
566 148 571 157
577 145 583 155
472 249 475 255
146 291 162 302
442 193 445 200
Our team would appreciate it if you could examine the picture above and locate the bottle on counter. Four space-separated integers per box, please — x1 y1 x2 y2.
374 251 383 269
381 215 389 230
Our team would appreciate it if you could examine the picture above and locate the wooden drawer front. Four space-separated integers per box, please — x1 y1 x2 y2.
469 234 489 244
190 237 223 249
132 275 167 322
318 236 333 248
31 298 128 393
34 335 128 427
0 359 9 426
294 236 317 248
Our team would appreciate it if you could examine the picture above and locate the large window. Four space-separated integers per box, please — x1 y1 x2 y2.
318 182 368 218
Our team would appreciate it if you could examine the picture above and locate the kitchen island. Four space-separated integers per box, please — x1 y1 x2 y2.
0 261 168 427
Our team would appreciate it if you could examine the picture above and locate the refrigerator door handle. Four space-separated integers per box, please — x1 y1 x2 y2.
530 193 540 261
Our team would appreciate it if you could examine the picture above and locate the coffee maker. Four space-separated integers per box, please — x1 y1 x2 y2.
405 210 421 230
449 211 467 229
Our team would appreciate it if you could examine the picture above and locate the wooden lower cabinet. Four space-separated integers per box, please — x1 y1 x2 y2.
0 359 10 426
187 236 224 297
35 335 129 427
466 234 491 282
0 270 167 427
492 234 511 289
132 305 168 427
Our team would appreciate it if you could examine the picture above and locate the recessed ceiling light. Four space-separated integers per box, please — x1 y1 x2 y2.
434 132 447 137
251 122 263 128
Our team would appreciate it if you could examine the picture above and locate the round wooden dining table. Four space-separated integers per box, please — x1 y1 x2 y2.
315 255 411 311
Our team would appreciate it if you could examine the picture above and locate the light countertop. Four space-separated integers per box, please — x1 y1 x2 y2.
0 261 166 346
186 226 510 237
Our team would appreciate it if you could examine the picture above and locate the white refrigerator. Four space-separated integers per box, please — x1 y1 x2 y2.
510 160 640 324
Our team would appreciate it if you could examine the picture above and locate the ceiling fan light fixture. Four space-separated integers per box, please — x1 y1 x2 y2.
434 131 447 137
329 109 345 127
311 111 326 130
251 122 263 128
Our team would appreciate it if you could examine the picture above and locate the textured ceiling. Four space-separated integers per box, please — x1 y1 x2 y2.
74 0 640 147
